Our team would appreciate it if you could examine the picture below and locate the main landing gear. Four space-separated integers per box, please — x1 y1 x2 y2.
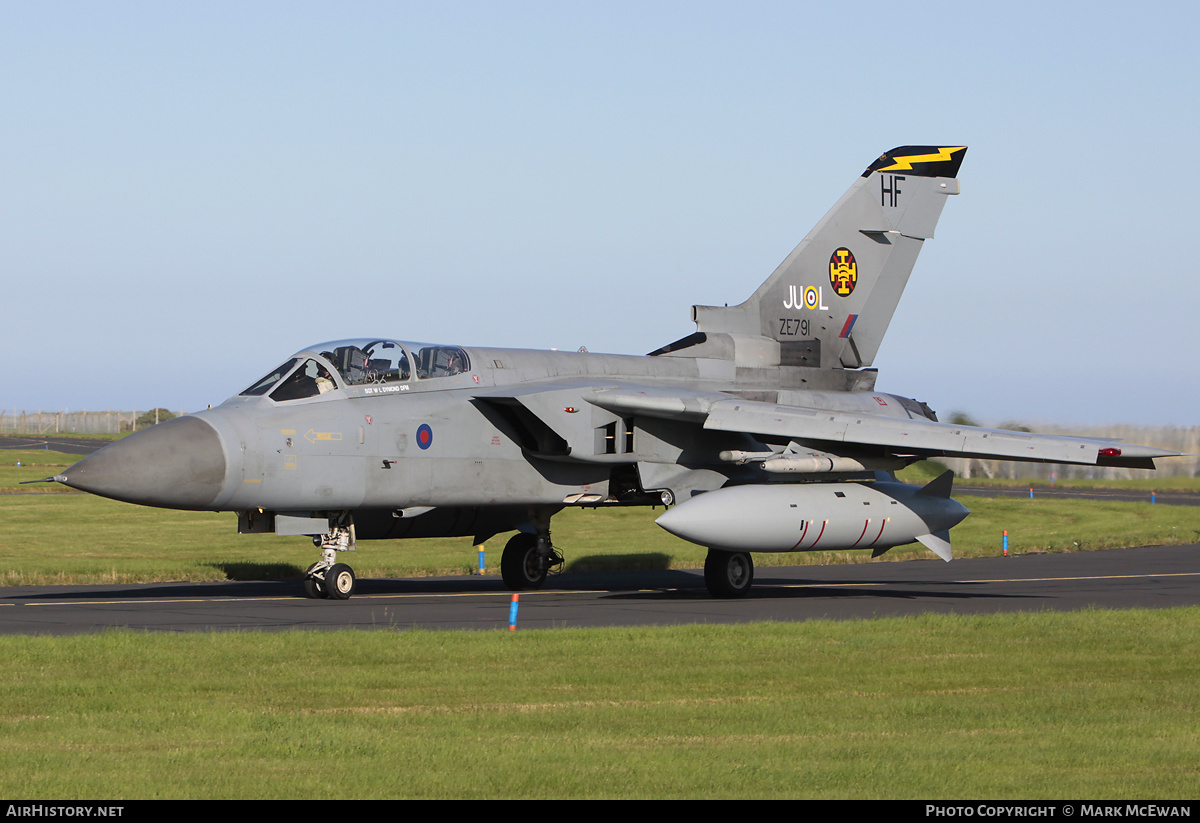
303 520 357 600
704 549 754 598
501 531 564 591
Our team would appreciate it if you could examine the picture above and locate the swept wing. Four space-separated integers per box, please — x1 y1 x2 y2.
583 385 1179 469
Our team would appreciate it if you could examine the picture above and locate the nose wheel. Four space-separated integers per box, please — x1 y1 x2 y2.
303 565 327 599
324 563 356 599
303 560 357 599
304 519 358 599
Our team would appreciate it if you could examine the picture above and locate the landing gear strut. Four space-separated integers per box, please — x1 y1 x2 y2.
501 531 563 591
303 518 357 600
704 549 754 598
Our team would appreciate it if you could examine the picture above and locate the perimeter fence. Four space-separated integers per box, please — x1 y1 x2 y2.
935 424 1199 480
0 409 185 436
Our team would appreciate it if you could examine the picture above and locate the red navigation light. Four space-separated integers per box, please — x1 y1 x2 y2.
1098 447 1122 457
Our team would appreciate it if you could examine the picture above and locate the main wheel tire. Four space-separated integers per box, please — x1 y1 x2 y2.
324 563 356 600
501 533 547 591
303 562 328 599
704 549 754 598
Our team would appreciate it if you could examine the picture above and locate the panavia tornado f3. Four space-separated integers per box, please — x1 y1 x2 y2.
45 146 1179 599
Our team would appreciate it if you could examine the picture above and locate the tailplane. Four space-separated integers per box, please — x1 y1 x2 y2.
677 146 966 370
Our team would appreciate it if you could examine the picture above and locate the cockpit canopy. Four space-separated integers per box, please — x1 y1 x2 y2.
239 338 470 402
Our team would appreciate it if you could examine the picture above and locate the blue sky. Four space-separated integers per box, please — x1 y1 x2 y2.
4 1 1197 425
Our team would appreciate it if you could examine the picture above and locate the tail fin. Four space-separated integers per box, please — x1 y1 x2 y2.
690 146 966 369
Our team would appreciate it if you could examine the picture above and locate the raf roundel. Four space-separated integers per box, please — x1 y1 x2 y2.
803 286 820 310
828 247 857 297
416 424 433 450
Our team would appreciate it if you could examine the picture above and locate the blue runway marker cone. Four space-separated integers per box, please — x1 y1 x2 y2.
508 593 519 630
1029 487 1034 499
1002 530 1009 557
1151 492 1156 504
477 545 485 574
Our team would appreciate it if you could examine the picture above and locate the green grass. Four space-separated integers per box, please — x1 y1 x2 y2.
0 449 82 493
2 448 1198 799
0 609 1196 798
3 492 1199 586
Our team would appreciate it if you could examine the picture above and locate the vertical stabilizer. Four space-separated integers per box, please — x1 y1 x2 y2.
691 146 966 369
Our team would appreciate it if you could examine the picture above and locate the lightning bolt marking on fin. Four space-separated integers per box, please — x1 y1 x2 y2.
877 146 966 172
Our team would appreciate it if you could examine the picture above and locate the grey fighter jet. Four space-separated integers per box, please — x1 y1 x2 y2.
47 146 1179 599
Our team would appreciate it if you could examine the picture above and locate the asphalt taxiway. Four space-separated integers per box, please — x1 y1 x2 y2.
1 545 1196 634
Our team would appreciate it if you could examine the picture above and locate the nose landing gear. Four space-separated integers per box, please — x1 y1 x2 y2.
303 518 357 600
304 554 359 600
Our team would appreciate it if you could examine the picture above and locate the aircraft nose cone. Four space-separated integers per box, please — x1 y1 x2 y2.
58 415 227 509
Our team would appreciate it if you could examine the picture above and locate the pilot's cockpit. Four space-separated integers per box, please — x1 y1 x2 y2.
238 339 471 402
322 340 411 387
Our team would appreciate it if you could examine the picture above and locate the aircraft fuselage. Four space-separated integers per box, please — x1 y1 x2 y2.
60 340 929 526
